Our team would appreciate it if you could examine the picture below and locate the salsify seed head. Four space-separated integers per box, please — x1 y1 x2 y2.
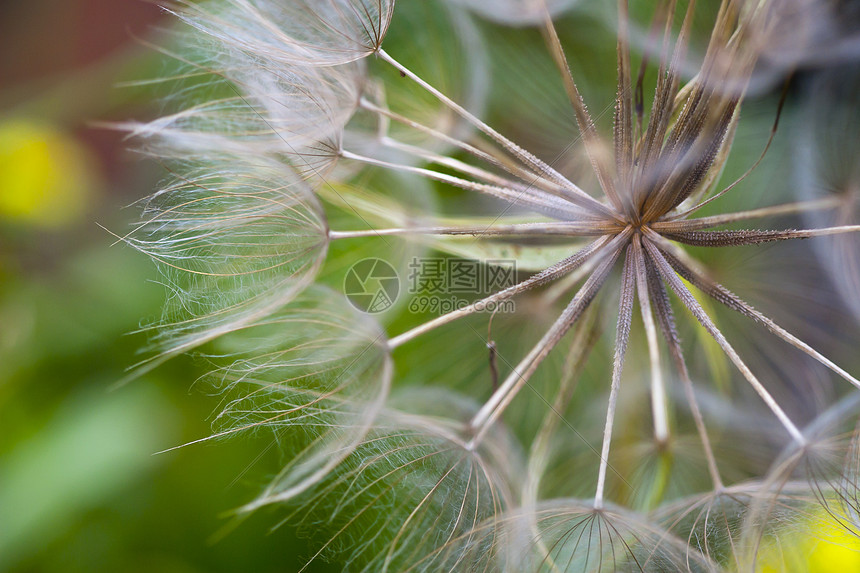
123 0 860 570
167 0 395 66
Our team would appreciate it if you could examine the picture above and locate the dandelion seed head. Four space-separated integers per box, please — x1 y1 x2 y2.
126 0 860 568
171 0 395 66
129 151 329 367
210 285 392 507
491 499 720 572
128 27 365 181
287 386 521 571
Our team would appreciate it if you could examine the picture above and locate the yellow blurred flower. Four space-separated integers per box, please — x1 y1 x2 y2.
758 509 860 573
0 119 98 228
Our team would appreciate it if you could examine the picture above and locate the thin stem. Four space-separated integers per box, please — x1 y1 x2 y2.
375 48 613 217
644 253 723 489
594 243 637 509
382 137 557 197
329 221 616 240
524 313 601 504
643 237 805 444
523 314 600 573
652 197 842 232
648 231 860 391
631 0 671 139
632 234 669 445
340 149 580 219
634 0 694 205
360 97 505 168
361 99 609 214
388 233 622 349
468 239 626 446
541 8 623 214
661 226 860 247
615 0 634 196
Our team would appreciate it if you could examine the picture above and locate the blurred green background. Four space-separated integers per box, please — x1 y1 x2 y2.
0 2 331 571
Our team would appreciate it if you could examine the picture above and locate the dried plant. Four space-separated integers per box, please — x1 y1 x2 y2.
122 0 860 570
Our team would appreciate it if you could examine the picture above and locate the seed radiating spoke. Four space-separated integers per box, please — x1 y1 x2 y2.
644 238 805 444
594 242 637 509
133 1 860 567
468 239 626 446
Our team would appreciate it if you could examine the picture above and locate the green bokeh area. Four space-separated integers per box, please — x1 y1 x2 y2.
0 2 336 571
0 234 338 573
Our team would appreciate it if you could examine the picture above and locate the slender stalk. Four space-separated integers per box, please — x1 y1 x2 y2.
380 137 589 210
375 49 613 217
632 235 669 444
594 243 637 509
388 234 620 349
644 254 723 489
541 9 623 214
652 197 842 232
468 242 625 446
643 238 805 444
340 149 580 219
648 232 860 390
329 221 616 240
634 0 694 203
661 225 860 247
361 99 609 214
523 314 600 573
615 0 634 196
524 312 601 504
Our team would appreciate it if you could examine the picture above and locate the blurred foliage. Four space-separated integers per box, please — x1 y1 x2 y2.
0 1 337 572
0 211 341 572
